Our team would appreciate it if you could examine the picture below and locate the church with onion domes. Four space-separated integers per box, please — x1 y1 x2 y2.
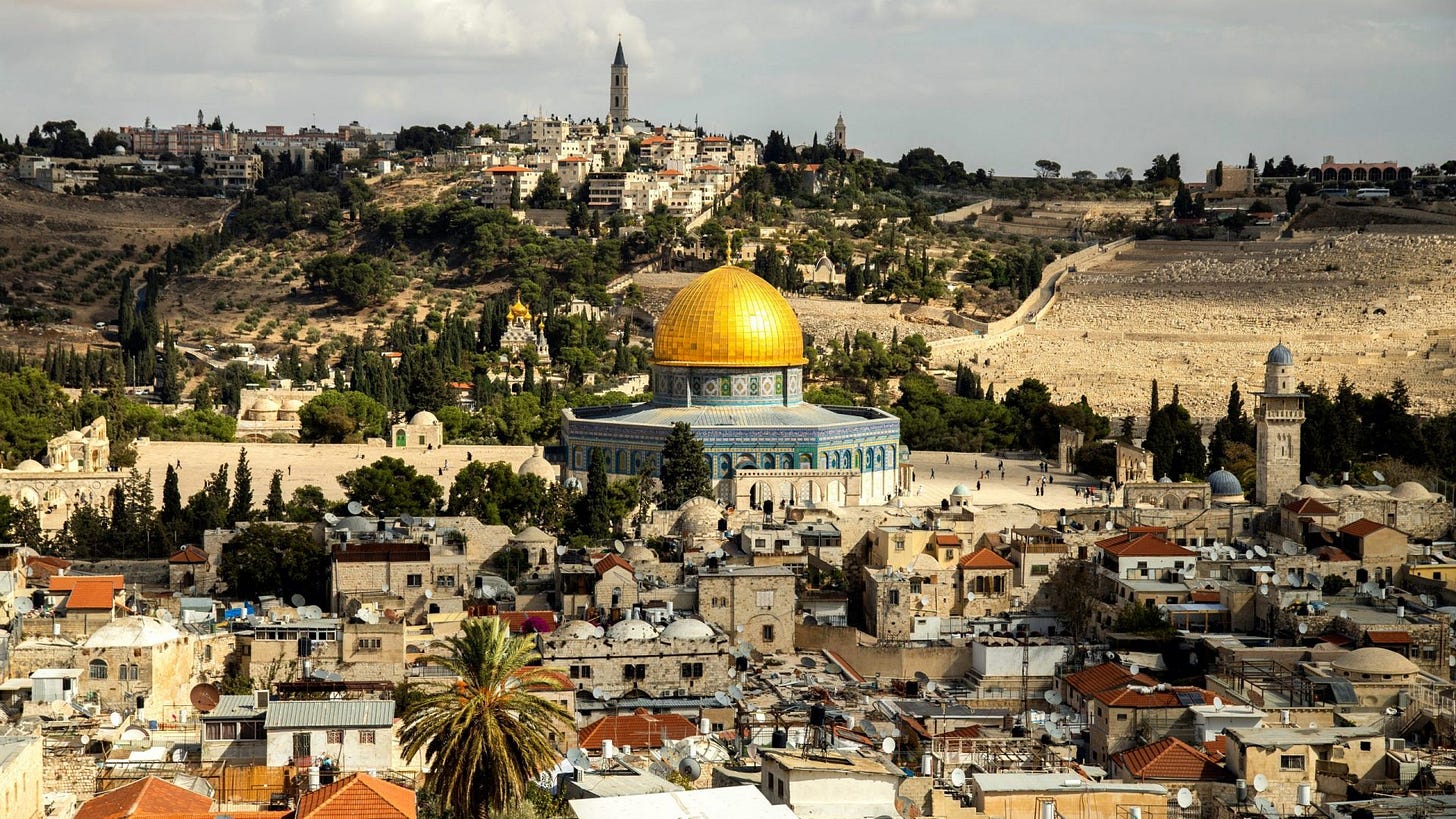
561 264 903 508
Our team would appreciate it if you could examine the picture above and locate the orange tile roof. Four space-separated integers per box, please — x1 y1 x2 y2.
75 776 212 819
659 169 682 176
593 554 635 576
639 136 667 145
1113 736 1228 782
1063 662 1157 697
702 136 727 142
1312 546 1355 562
50 575 124 592
26 555 71 582
55 576 124 610
578 710 697 751
935 533 960 547
168 545 208 565
1094 686 1216 709
695 164 725 172
498 610 557 634
1283 497 1337 516
1338 518 1388 537
1098 533 1197 559
958 548 1013 570
296 772 416 819
559 156 589 163
487 164 532 173
1365 631 1412 645
936 724 983 739
1203 735 1227 761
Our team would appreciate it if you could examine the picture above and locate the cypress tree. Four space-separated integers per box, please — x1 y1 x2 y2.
582 448 612 539
229 448 253 525
658 422 711 509
161 464 182 524
265 470 286 520
1149 379 1160 422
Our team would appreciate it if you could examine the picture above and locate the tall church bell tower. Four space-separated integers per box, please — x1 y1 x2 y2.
1254 343 1305 505
609 38 629 126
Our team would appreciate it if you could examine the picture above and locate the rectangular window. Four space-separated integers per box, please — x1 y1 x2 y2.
681 662 704 679
326 729 344 744
406 574 423 588
437 575 456 587
357 638 382 651
293 733 311 758
359 730 376 744
570 665 592 679
1280 754 1305 770
1116 713 1128 721
762 625 775 643
1030 564 1050 576
909 580 923 594
888 590 900 605
756 590 775 609
1359 741 1372 751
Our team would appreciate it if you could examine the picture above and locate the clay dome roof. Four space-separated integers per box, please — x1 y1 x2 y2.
1267 342 1293 365
1289 484 1328 498
1331 647 1419 677
84 616 182 648
1207 469 1244 499
280 399 304 411
14 459 45 472
606 619 659 640
555 620 601 640
518 447 557 483
675 496 722 535
409 410 440 426
950 484 972 497
660 618 716 640
1390 481 1431 501
511 525 556 544
623 543 657 564
250 397 281 412
653 265 807 368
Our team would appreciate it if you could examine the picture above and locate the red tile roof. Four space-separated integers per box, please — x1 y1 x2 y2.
1093 686 1216 709
487 164 532 173
695 164 726 172
702 136 727 142
659 169 682 176
1283 497 1337 516
53 575 124 611
75 776 212 819
1339 518 1388 537
958 549 1013 570
1365 631 1412 645
1203 735 1227 761
1113 736 1228 782
936 724 984 739
1312 546 1355 562
1063 662 1157 697
593 554 635 577
1097 533 1197 559
498 610 557 634
578 710 697 751
934 533 961 547
168 545 207 565
26 555 71 583
296 772 416 819
1190 590 1221 603
559 156 589 163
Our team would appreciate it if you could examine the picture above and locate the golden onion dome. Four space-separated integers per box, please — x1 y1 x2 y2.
508 297 532 321
653 265 806 367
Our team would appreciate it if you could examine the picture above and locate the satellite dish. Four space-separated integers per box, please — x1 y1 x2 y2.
1259 584 1270 595
567 748 591 769
714 692 732 706
79 734 90 747
290 594 307 607
1421 594 1436 607
801 656 817 669
1128 664 1140 676
424 589 433 599
592 687 606 700
1254 544 1268 558
1283 542 1299 555
728 685 744 701
15 598 32 614
1104 521 1114 531
1176 787 1194 809
914 671 930 685
593 626 606 639
556 544 568 556
1385 706 1399 716
1286 570 1300 587
735 625 745 634
1252 773 1269 793
925 681 937 695
1044 690 1063 705
613 540 625 553
347 501 363 515
401 513 415 526
1372 470 1386 483
1297 622 1308 634
881 737 895 754
1244 549 1255 560
1189 652 1200 666
1448 656 1455 668
678 757 701 779
109 711 123 728
1338 609 1348 619
1213 697 1225 711
1307 573 1322 589
949 768 966 788
966 591 976 602
157 609 175 624
323 512 339 525
189 683 221 713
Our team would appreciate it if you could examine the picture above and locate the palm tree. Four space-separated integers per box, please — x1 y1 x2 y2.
400 617 571 818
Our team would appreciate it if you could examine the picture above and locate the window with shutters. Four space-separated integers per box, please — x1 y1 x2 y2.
359 730 376 744
756 590 774 609
326 729 344 744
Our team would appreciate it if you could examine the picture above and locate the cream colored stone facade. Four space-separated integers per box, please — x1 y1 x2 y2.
697 566 796 655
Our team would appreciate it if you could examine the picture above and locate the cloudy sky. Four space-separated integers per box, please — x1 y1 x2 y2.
3 1 1452 175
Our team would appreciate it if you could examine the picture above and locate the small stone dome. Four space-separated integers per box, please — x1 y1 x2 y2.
606 619 659 640
1390 481 1431 501
1331 647 1419 678
511 525 556 544
623 543 657 564
1267 342 1293 365
84 616 182 648
14 459 45 472
1289 484 1328 499
661 618 716 640
66 430 85 441
1208 470 1244 499
675 497 722 535
280 399 304 412
620 124 637 137
518 446 557 483
950 484 972 497
250 397 281 413
1159 475 1174 484
409 410 440 426
555 620 601 640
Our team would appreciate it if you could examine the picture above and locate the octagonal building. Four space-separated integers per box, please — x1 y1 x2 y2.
561 264 902 507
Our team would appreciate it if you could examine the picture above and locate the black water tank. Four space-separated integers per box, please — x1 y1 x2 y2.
771 728 788 748
809 704 826 726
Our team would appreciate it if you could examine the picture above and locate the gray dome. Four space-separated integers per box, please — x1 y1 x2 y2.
660 618 716 640
1208 469 1244 498
1159 475 1174 484
1390 481 1431 501
606 619 659 640
511 525 555 544
517 450 557 483
950 484 972 497
1267 343 1293 365
556 620 601 640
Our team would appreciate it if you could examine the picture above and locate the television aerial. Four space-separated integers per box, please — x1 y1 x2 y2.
949 768 966 788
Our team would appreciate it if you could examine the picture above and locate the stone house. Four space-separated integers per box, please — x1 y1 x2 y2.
167 545 214 595
389 410 443 449
236 617 406 684
330 539 473 624
537 618 733 699
0 734 42 819
759 749 900 819
591 554 640 612
1336 518 1409 580
1109 735 1230 810
956 548 1014 617
862 563 956 641
201 693 268 763
1058 661 1159 718
1280 496 1340 543
1094 527 1198 582
1224 725 1386 809
262 698 395 769
1086 684 1217 766
44 575 124 636
697 565 796 654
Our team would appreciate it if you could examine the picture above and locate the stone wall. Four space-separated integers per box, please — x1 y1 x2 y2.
42 750 96 802
793 623 973 680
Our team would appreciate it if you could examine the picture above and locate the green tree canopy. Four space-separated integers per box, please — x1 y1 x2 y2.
658 422 710 509
339 456 443 516
218 523 328 603
299 390 388 443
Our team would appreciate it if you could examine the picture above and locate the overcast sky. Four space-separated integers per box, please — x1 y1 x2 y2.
3 1 1453 175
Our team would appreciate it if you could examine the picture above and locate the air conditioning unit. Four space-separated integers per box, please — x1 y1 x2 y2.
1390 739 1407 751
254 690 269 710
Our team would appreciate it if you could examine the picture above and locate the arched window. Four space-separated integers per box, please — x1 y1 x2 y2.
89 660 108 680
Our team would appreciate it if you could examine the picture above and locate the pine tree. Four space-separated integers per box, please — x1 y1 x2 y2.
158 324 184 404
658 422 711 509
229 448 253 525
265 470 286 520
162 464 182 524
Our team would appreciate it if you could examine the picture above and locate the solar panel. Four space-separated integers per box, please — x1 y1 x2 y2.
1175 691 1205 706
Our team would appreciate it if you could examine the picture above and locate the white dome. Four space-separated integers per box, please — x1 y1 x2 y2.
950 484 972 497
1289 484 1328 499
1390 481 1431 501
555 620 601 640
620 125 637 136
14 459 45 473
660 618 716 640
250 397 280 412
606 619 660 640
511 525 556 544
1331 646 1419 677
280 399 304 411
518 447 557 483
624 543 657 564
409 410 440 426
675 497 721 535
83 616 181 648
66 430 85 441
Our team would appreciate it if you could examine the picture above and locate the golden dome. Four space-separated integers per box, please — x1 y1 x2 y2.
653 265 806 367
508 297 532 322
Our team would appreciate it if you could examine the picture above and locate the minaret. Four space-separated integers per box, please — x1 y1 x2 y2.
609 37 629 126
1254 342 1305 505
832 113 846 148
